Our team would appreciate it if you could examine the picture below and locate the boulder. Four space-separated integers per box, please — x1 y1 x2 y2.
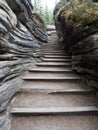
54 0 98 89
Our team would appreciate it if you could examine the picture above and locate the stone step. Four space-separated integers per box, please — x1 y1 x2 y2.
19 88 93 95
42 49 64 51
29 68 73 72
42 47 62 50
42 43 60 45
42 49 63 51
36 62 72 67
42 45 61 47
42 49 63 50
42 43 59 45
44 55 71 59
41 58 71 62
10 92 98 108
30 66 73 71
25 71 78 77
42 43 60 47
38 61 71 64
42 45 61 48
22 77 80 82
42 50 65 54
10 106 98 116
48 89 94 94
11 115 98 130
20 80 89 91
43 53 65 55
42 50 64 52
42 46 62 48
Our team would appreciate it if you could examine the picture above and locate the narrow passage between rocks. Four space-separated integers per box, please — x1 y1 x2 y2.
9 33 98 130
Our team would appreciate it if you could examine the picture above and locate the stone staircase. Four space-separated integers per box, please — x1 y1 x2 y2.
10 39 98 130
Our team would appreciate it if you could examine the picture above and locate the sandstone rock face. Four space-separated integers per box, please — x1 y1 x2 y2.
54 0 98 89
6 0 48 42
0 0 48 129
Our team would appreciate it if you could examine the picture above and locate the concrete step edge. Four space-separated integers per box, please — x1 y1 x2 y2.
42 59 71 62
43 52 65 54
44 55 71 59
42 51 65 53
36 63 71 65
43 53 66 55
19 88 94 95
22 77 80 81
36 63 72 67
10 106 98 116
29 69 73 73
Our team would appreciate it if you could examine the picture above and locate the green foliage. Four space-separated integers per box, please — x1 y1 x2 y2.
33 0 55 25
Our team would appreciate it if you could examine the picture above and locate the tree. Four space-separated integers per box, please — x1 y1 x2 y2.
33 0 56 25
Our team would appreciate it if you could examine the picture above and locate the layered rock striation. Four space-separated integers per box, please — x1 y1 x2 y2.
0 0 48 129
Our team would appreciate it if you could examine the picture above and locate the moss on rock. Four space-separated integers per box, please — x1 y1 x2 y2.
59 1 98 31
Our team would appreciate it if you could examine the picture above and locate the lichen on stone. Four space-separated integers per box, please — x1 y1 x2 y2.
58 1 98 31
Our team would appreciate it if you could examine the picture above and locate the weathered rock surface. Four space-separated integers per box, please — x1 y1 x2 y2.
0 0 48 129
54 0 98 89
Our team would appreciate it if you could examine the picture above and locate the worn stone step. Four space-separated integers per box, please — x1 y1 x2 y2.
44 55 71 59
29 68 73 72
11 115 98 130
43 50 63 51
30 66 73 71
10 92 98 108
43 52 65 56
42 49 63 51
42 45 61 47
49 89 94 94
19 88 93 95
42 43 59 45
21 80 86 90
38 61 71 64
42 49 64 51
42 45 61 48
42 50 64 52
42 43 58 46
43 53 65 55
22 77 80 82
42 47 62 50
42 48 62 50
42 43 57 45
42 51 64 53
25 71 78 77
42 49 65 53
36 62 72 67
41 58 71 62
10 106 98 116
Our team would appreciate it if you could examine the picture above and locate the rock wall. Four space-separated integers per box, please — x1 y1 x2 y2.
0 0 48 129
54 0 98 89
